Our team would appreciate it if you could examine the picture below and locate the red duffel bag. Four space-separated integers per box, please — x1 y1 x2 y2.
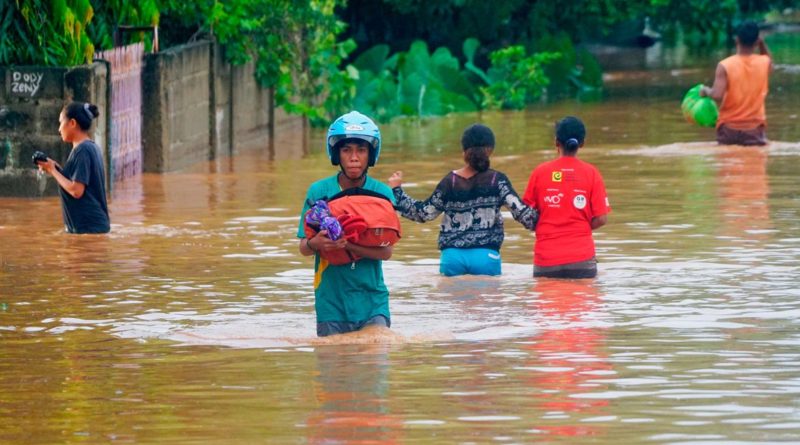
304 188 402 265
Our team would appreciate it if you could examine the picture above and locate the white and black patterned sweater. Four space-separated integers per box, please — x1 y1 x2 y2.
393 169 538 251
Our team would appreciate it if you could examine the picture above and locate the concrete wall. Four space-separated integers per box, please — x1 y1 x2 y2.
230 58 272 153
273 105 309 160
142 41 212 172
143 40 307 173
0 40 308 195
0 63 109 197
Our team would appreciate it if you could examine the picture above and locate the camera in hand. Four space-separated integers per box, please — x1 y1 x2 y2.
32 151 48 165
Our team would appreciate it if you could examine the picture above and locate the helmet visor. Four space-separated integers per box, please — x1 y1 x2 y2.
328 135 379 151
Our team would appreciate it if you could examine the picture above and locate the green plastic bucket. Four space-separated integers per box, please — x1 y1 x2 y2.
681 84 718 128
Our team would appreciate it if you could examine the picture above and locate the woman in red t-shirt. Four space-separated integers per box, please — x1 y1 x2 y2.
522 116 610 278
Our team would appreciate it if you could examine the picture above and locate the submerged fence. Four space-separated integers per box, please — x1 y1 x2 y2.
96 43 144 186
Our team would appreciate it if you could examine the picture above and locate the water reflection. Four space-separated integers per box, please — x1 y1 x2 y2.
305 345 402 444
715 146 771 241
525 278 612 439
2 60 800 444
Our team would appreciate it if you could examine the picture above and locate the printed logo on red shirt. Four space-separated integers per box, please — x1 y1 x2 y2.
573 194 587 209
544 193 563 205
551 171 562 182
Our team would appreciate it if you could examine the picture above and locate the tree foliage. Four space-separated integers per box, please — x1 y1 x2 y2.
159 0 355 125
351 38 575 121
0 0 95 65
480 46 560 110
1 0 353 125
89 0 160 51
645 0 797 45
339 0 794 56
1 0 162 65
338 0 641 61
1 0 792 125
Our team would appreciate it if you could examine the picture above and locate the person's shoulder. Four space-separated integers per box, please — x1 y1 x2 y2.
74 140 100 154
532 158 556 173
365 176 393 199
435 171 455 186
306 174 338 197
489 169 511 181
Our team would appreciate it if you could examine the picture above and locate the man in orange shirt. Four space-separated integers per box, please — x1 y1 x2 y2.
700 20 772 145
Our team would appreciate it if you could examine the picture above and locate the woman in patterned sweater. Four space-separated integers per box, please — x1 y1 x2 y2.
388 124 538 276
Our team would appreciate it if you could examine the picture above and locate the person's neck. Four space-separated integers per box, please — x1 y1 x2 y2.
338 171 366 189
737 45 755 56
72 135 89 148
455 165 478 178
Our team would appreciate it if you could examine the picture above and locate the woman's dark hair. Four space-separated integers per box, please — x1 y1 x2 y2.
63 101 99 131
465 147 490 172
462 124 494 172
555 116 586 153
736 20 759 47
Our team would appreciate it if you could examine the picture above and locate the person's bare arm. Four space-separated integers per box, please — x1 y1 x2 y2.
38 159 85 198
591 214 607 230
345 243 393 261
700 63 727 103
298 231 346 257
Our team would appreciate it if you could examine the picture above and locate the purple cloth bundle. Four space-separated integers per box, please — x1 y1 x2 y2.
320 216 343 240
305 200 342 240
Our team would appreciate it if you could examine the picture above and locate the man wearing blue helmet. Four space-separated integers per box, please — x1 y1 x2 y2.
297 111 397 337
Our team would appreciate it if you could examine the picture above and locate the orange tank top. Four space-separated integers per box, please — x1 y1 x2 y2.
717 54 770 130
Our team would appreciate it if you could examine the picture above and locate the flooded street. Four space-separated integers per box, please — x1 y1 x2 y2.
2 58 800 443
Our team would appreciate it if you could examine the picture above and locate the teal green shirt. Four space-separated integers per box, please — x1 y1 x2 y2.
297 174 396 323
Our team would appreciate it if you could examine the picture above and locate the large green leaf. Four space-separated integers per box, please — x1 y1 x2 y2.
463 37 479 65
433 64 479 105
430 46 459 72
401 40 431 80
437 89 478 114
463 38 491 85
353 44 390 74
399 72 426 113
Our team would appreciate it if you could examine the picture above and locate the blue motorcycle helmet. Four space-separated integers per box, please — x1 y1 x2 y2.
326 111 381 167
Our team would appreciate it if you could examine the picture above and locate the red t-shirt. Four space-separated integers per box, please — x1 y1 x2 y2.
522 156 610 267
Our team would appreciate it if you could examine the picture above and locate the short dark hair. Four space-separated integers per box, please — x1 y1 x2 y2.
63 102 99 131
461 124 495 150
736 20 759 47
555 116 586 153
334 137 372 151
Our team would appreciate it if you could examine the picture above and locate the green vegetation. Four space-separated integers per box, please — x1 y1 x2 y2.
351 41 477 121
89 0 160 51
1 0 353 126
0 0 793 124
478 45 561 110
1 0 96 66
340 0 795 52
646 0 797 45
158 0 355 125
350 36 603 121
